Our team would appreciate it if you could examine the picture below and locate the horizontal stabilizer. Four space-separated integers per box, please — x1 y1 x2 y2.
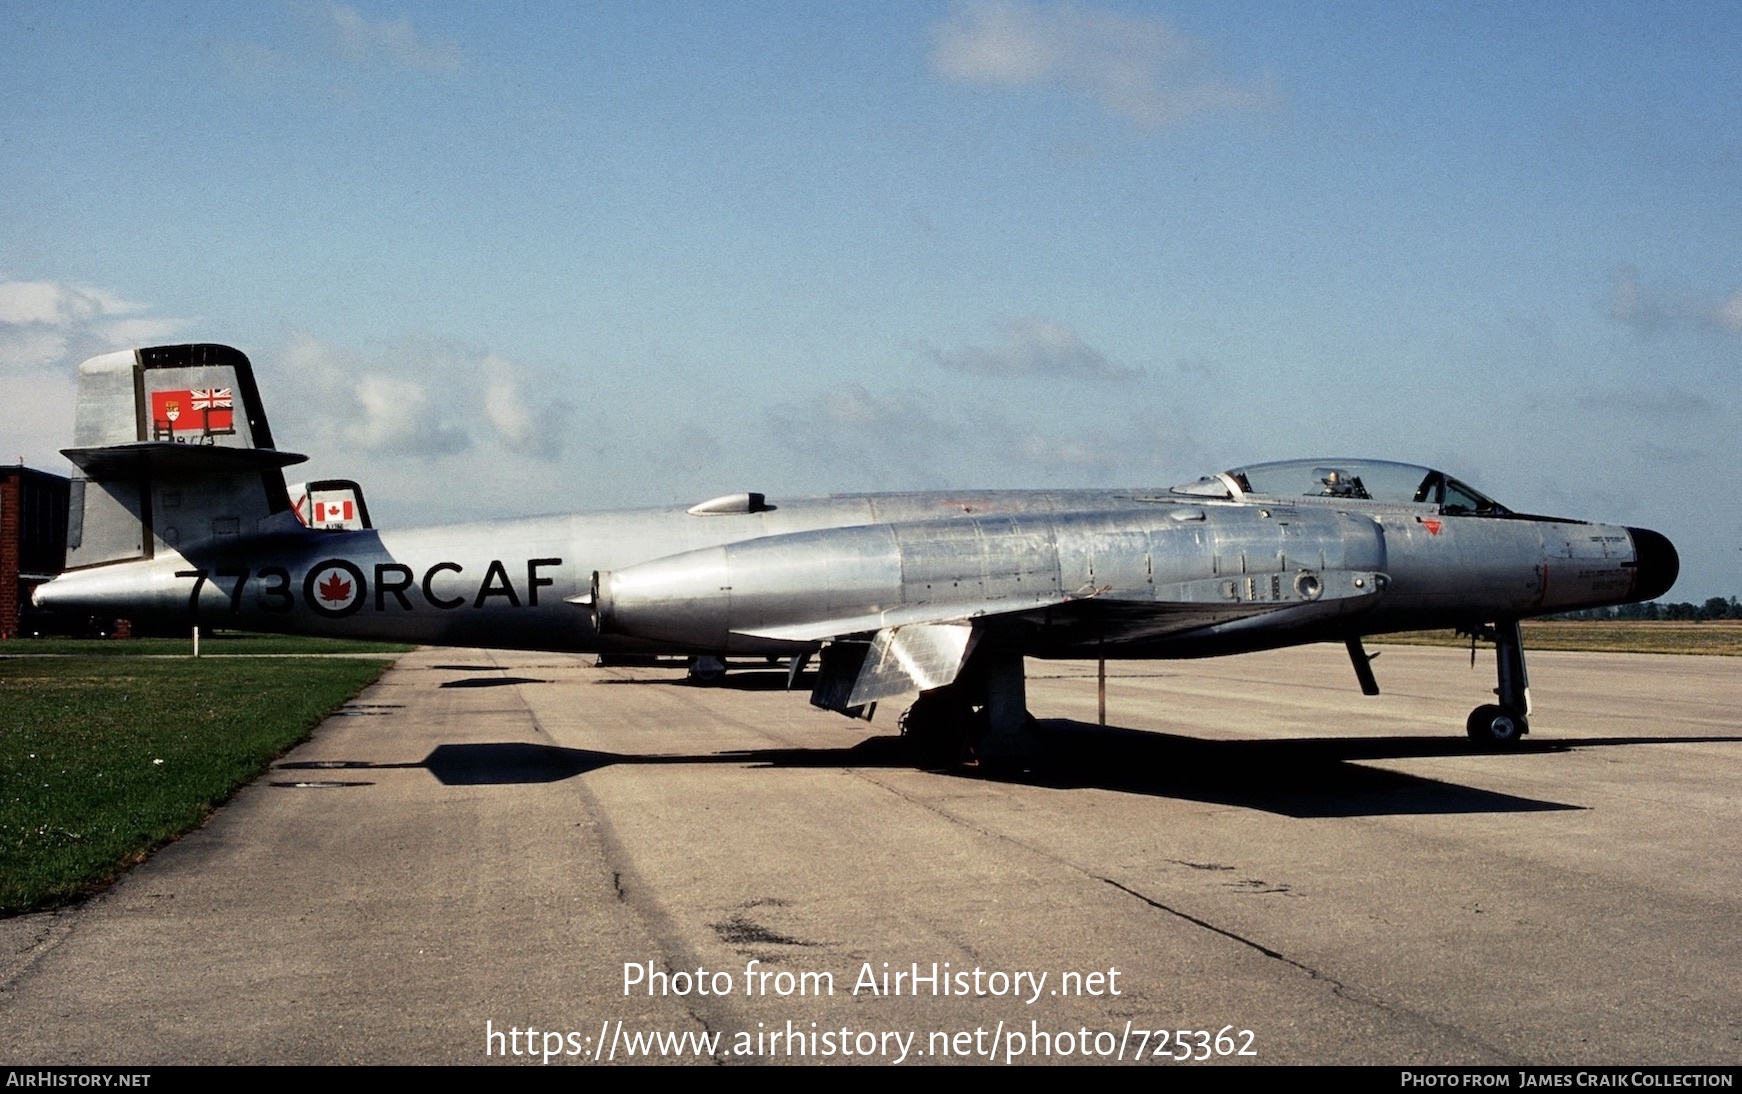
64 441 307 479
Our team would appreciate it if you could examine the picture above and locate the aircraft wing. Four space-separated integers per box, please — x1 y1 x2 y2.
720 571 1382 711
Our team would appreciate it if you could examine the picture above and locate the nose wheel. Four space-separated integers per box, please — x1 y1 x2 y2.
1465 619 1530 749
1466 704 1527 748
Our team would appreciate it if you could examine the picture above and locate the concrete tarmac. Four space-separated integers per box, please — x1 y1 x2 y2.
3 643 1739 1065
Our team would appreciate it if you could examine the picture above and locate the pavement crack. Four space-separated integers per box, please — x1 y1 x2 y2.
1099 876 1321 975
1168 859 1235 872
1100 875 1524 1064
712 913 817 948
0 909 82 994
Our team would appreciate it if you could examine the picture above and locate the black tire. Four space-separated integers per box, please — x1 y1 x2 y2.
900 692 980 769
1466 704 1527 748
685 656 726 684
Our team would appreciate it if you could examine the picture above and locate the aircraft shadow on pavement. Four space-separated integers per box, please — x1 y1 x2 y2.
283 721 1722 818
596 668 815 692
1033 721 1742 816
1026 720 1572 818
437 676 550 689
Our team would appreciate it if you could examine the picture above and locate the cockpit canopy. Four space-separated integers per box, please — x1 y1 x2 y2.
1170 458 1509 516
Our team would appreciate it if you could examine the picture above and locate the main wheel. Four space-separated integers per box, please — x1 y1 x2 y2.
1466 704 1527 748
685 655 726 684
900 691 982 769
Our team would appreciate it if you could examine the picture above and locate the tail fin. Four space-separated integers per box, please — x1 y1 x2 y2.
62 344 306 568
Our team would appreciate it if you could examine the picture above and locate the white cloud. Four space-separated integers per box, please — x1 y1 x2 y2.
766 384 962 490
0 278 196 469
1574 388 1714 421
1715 289 1742 335
271 332 577 464
934 316 1138 381
315 3 464 73
103 317 194 346
353 374 470 456
481 356 571 460
768 375 1198 493
0 278 194 373
931 0 1279 130
0 280 136 330
1610 267 1742 337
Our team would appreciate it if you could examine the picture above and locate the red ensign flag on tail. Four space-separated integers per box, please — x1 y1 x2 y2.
151 388 234 433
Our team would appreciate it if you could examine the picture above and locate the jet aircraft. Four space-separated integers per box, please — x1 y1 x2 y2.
34 344 1679 767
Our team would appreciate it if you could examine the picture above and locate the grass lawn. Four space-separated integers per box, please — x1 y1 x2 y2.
4 632 413 657
1 649 397 915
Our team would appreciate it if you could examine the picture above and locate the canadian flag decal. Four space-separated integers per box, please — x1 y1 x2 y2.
315 500 355 524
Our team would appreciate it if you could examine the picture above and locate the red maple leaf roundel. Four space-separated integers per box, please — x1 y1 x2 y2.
317 571 354 604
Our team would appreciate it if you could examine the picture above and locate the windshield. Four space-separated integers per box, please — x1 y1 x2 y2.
1170 459 1509 515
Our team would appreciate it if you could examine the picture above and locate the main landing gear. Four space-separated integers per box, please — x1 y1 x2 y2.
685 655 727 684
1465 619 1530 749
899 646 1040 772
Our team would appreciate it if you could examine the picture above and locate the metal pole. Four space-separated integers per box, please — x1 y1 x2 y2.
192 624 200 658
1097 657 1106 727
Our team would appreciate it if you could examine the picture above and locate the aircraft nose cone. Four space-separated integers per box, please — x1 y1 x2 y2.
1626 527 1679 602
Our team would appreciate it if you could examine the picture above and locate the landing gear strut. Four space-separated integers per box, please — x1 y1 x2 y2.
1466 620 1529 749
899 646 1040 771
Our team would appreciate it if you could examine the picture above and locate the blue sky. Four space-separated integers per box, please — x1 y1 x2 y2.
2 1 1736 599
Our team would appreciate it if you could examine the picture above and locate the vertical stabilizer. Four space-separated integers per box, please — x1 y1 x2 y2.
61 345 306 569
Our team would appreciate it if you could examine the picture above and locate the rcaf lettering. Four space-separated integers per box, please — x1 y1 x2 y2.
421 561 466 609
475 560 520 608
376 563 415 610
413 558 563 610
177 559 564 615
526 558 560 606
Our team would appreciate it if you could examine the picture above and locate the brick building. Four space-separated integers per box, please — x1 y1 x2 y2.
0 465 71 638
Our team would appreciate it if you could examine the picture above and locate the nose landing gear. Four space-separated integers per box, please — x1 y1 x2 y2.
1464 619 1530 749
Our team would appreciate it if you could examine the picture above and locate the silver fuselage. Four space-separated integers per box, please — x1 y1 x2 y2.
35 486 1663 660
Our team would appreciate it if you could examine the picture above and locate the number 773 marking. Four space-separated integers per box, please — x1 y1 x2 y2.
175 568 251 614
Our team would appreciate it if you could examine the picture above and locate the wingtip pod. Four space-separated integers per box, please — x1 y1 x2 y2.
1626 527 1679 602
